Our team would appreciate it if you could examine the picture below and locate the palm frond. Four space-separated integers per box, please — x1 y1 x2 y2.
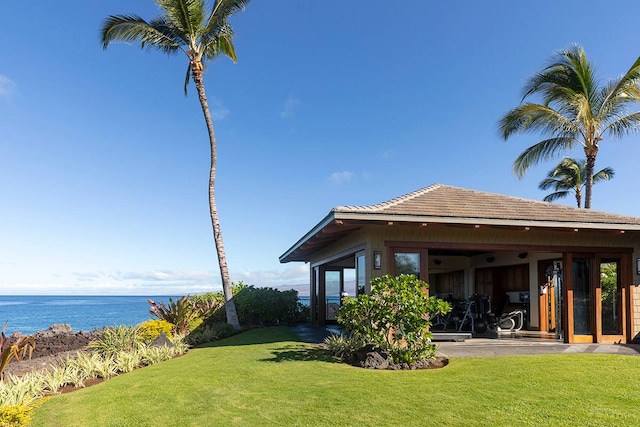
592 166 615 182
207 0 251 34
523 45 598 107
203 24 237 62
542 191 570 203
184 63 192 96
156 0 206 41
499 103 578 140
600 56 640 112
101 14 182 54
512 137 575 178
605 111 640 137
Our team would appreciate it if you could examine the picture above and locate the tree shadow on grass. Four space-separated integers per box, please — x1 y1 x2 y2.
258 343 342 364
197 326 302 348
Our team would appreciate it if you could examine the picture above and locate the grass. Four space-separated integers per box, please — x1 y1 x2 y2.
30 327 640 426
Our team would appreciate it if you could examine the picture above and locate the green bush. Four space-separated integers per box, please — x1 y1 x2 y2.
337 274 451 364
202 283 307 327
137 319 174 343
231 283 306 326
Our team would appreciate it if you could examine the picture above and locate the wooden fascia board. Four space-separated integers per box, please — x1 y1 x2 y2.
333 212 640 232
279 211 336 263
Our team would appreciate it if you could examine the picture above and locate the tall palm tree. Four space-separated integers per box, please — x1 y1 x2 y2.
539 157 614 208
499 45 640 208
101 0 251 330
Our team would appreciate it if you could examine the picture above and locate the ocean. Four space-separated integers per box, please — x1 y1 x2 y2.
0 295 180 336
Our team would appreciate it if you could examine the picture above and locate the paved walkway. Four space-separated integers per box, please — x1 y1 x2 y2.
436 338 640 358
289 324 640 357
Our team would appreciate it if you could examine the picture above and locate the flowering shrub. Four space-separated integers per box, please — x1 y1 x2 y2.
137 320 174 343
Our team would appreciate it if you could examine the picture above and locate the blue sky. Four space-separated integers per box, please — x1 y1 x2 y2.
2 1 640 295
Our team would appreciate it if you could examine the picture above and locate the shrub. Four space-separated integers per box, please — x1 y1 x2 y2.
148 296 201 335
137 320 174 343
88 325 142 358
0 373 45 407
323 333 367 359
0 404 33 427
337 274 451 364
67 352 116 381
187 322 234 346
114 351 142 374
231 283 306 326
191 293 225 319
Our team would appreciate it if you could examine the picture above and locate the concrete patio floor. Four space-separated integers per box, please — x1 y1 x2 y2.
290 324 640 358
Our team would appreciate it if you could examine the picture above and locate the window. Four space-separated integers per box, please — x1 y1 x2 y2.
394 252 421 278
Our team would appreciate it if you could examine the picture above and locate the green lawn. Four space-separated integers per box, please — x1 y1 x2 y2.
31 327 640 426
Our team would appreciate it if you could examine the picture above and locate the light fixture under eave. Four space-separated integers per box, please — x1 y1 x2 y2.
335 220 344 225
387 221 394 226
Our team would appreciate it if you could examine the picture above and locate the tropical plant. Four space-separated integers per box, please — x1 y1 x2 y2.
499 45 640 208
114 351 143 374
148 296 200 335
67 352 117 381
323 333 367 359
337 274 451 364
0 323 35 380
87 325 142 358
191 293 225 319
539 157 615 207
101 0 252 330
0 372 46 412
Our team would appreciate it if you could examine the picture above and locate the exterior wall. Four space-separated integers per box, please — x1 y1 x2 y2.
308 222 640 341
633 285 640 342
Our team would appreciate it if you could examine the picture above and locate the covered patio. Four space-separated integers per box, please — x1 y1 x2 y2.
280 184 640 344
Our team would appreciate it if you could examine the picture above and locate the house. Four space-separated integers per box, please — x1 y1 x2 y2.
279 184 640 344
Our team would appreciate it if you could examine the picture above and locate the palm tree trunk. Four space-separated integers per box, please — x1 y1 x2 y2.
584 152 597 210
191 64 241 331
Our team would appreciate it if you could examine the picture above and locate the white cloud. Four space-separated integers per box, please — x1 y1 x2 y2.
0 75 16 99
0 265 310 296
69 269 220 295
329 171 355 186
211 98 230 121
280 95 301 119
233 264 309 290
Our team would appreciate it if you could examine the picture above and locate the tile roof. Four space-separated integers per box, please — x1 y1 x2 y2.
334 184 640 226
280 184 640 263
